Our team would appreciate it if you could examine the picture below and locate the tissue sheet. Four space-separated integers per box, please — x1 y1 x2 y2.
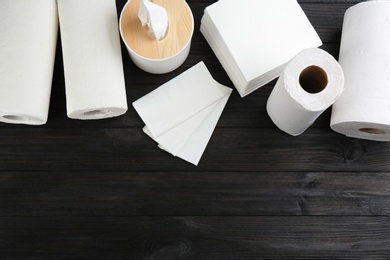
138 0 168 41
200 0 322 97
267 48 344 136
175 85 231 165
58 0 128 120
133 61 232 165
133 62 226 138
143 101 217 156
330 1 390 141
144 84 231 165
0 0 58 125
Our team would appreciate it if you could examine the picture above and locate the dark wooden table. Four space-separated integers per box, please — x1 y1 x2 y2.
2 0 390 258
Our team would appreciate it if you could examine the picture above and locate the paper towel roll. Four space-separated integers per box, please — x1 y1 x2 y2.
58 0 128 120
0 0 58 125
266 48 344 136
330 1 390 141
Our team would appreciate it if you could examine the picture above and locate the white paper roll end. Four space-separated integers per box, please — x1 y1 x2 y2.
331 121 390 142
67 107 127 120
0 113 47 125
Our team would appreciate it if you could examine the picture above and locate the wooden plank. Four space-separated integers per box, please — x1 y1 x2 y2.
1 0 387 258
1 171 390 217
0 216 389 258
0 128 388 172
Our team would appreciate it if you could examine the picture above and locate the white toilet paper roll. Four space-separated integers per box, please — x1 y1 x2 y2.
330 1 390 141
58 0 128 120
0 0 58 125
266 48 344 136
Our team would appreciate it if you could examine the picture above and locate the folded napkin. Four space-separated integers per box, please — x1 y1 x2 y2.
200 0 322 97
133 62 232 165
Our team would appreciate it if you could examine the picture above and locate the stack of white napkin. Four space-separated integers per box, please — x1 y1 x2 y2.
200 0 322 97
133 62 232 165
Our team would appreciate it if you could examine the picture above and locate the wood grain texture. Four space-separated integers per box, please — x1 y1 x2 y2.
1 0 388 258
1 216 390 259
1 171 390 217
0 128 387 172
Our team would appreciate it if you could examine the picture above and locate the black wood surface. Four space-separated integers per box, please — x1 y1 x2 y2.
1 0 390 258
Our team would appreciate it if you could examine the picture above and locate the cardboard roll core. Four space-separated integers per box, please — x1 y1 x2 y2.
2 115 29 122
359 128 386 135
299 65 328 94
83 109 110 117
